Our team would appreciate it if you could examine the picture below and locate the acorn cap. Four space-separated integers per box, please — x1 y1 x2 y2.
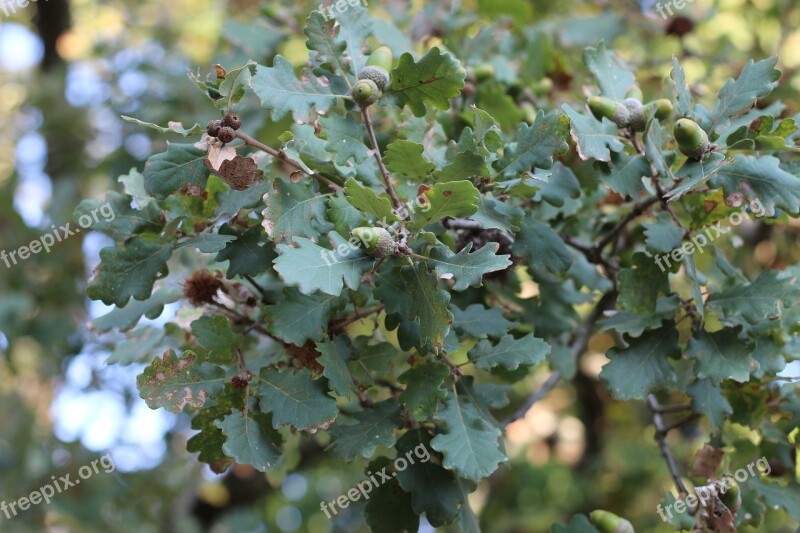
358 66 390 91
674 118 710 160
623 98 646 131
588 96 630 128
367 45 393 72
589 510 635 533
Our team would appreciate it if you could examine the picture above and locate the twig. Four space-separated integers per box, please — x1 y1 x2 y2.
235 130 342 190
594 194 661 253
439 351 464 378
361 107 402 209
244 274 269 302
329 305 384 333
648 393 690 497
502 291 615 427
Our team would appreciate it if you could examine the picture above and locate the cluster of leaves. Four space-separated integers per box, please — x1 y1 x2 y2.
80 4 800 531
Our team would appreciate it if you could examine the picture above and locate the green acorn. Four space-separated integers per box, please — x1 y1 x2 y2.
588 96 630 128
352 227 396 257
674 118 711 160
625 86 644 102
623 98 647 131
589 510 635 533
352 79 379 107
367 45 393 72
645 98 674 121
471 63 495 82
719 478 741 513
358 66 390 91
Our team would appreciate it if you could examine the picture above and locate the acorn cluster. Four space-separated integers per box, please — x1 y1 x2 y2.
351 46 392 107
207 113 242 144
587 87 715 161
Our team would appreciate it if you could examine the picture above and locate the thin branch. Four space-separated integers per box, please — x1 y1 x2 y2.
594 194 660 253
648 393 690 497
501 371 562 426
361 107 402 209
244 274 268 302
652 402 692 414
329 305 384 333
235 130 342 190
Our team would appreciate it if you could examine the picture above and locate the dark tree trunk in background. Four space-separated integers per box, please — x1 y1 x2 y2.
34 0 70 70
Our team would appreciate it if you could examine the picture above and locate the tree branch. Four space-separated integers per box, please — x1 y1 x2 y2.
647 393 690 497
235 130 342 190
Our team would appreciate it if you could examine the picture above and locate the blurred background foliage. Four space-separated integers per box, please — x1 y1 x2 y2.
0 0 798 531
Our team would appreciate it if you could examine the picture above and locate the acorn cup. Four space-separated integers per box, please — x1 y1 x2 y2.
623 98 647 131
352 227 396 257
588 96 631 128
674 118 712 160
589 510 635 533
358 66 390 91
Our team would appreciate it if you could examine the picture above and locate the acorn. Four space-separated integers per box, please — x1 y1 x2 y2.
470 63 495 82
623 98 647 131
352 227 396 257
217 126 236 144
588 96 630 128
207 119 222 137
673 118 711 160
352 79 379 106
358 66 390 91
367 45 393 72
625 86 644 102
222 113 241 130
589 510 635 533
719 478 741 513
645 99 674 121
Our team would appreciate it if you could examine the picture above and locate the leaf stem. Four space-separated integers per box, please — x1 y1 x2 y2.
361 107 402 209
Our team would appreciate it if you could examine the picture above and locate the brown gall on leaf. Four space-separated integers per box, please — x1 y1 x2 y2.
183 270 224 306
203 155 259 191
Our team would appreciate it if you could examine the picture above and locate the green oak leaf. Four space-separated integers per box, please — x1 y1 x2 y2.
304 11 348 76
665 152 730 201
383 140 435 181
493 110 570 176
644 213 685 254
596 152 650 197
597 295 679 338
320 113 370 166
431 385 508 481
387 47 466 117
121 116 204 136
191 315 244 364
375 263 453 353
710 57 781 133
670 56 693 118
215 400 284 472
273 232 374 296
687 378 732 430
107 326 165 366
707 270 800 325
582 41 636 100
561 104 625 162
143 143 208 200
92 287 182 332
137 350 225 413
328 399 403 460
343 177 399 222
709 155 800 216
364 457 420 533
74 191 162 241
396 429 466 527
215 224 275 279
256 367 338 431
87 240 172 307
215 61 257 111
551 514 601 533
398 360 450 421
451 304 516 338
512 214 573 274
262 178 333 242
687 329 757 383
317 336 356 398
617 252 670 313
470 193 524 232
265 288 343 345
432 151 489 182
407 180 480 231
187 384 246 474
468 333 550 371
599 325 679 400
748 478 800 521
427 243 511 290
250 56 339 122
